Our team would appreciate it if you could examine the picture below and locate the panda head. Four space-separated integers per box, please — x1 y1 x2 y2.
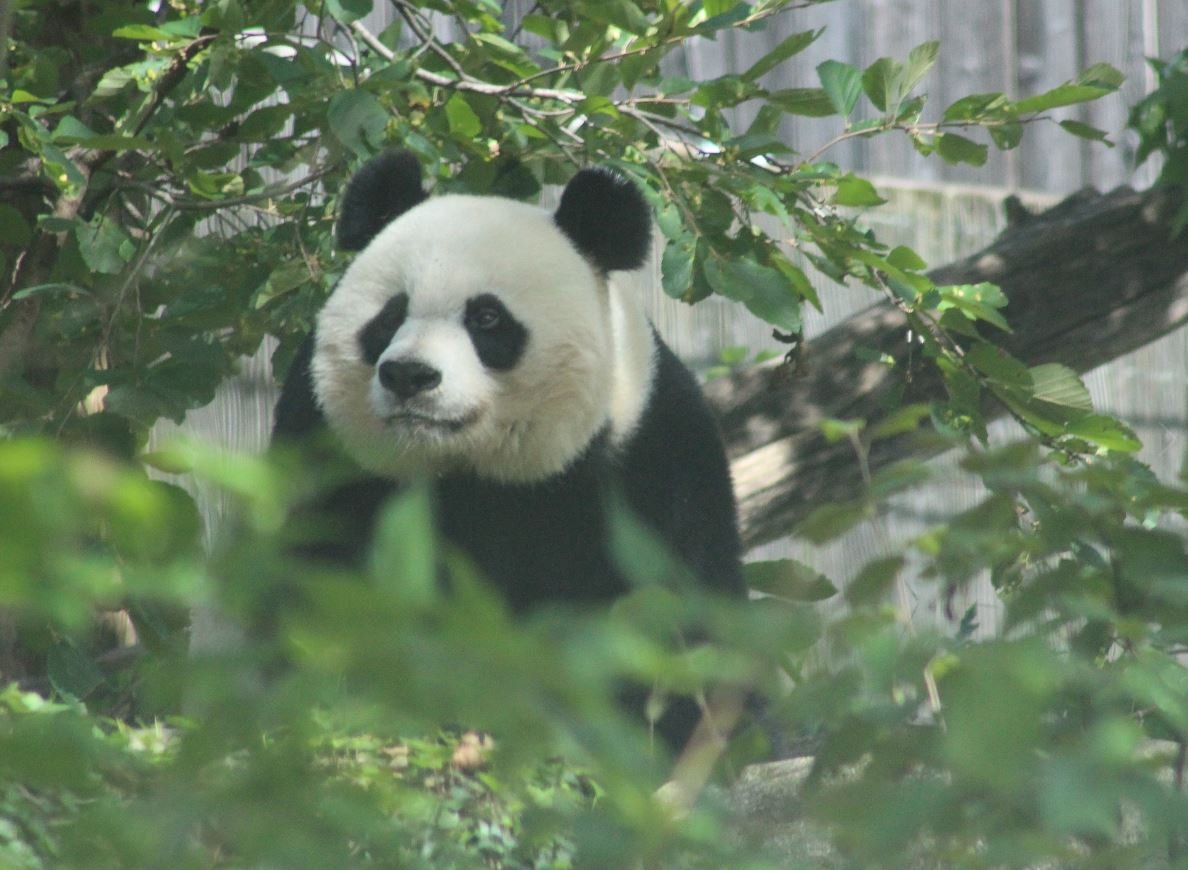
312 151 654 484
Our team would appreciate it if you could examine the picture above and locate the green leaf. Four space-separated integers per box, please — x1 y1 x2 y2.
820 418 864 442
936 282 1011 332
861 42 937 119
702 255 801 332
1112 528 1187 596
936 133 988 166
767 87 836 117
771 255 821 310
111 24 175 41
844 556 904 607
833 175 886 207
1019 84 1112 113
692 74 755 109
887 245 927 271
1029 364 1093 414
797 499 870 544
1014 72 1119 114
93 66 134 97
327 89 388 157
869 459 930 499
817 60 863 119
743 29 821 81
869 403 931 440
903 41 940 94
445 92 483 139
11 282 91 301
322 0 372 24
694 2 752 34
186 171 244 200
942 641 1058 789
52 128 154 151
47 641 105 700
1077 62 1125 89
1064 415 1142 453
660 238 694 299
967 342 1031 391
943 92 1009 122
744 560 838 602
255 261 311 309
370 485 437 608
861 56 898 113
1059 120 1113 145
989 121 1024 150
75 218 133 275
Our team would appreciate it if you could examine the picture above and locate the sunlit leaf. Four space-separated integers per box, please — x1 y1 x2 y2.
1065 415 1142 452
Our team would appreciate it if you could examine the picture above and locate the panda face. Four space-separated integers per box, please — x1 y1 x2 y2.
312 194 619 483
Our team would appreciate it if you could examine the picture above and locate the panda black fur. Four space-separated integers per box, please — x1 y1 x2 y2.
273 151 745 747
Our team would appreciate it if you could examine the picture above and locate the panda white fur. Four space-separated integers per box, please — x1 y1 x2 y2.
273 151 745 747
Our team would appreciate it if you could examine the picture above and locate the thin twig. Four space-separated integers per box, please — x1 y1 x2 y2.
349 18 583 103
506 1 805 92
796 116 1059 170
116 164 338 212
394 0 468 80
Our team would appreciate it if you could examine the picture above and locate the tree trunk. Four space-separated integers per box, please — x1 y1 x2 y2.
706 186 1188 547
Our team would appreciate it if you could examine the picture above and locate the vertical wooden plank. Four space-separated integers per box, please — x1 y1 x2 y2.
851 0 944 183
1015 0 1082 191
934 0 1013 185
1157 0 1188 58
1078 0 1149 189
763 2 866 173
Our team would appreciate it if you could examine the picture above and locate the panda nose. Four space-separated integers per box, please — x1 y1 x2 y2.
378 360 442 400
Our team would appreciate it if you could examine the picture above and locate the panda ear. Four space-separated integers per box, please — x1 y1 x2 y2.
337 150 428 252
554 168 652 272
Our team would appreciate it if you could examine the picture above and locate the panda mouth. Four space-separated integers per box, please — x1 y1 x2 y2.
385 409 478 434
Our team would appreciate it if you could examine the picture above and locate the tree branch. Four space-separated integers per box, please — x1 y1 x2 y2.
707 185 1188 547
348 19 583 103
0 33 216 381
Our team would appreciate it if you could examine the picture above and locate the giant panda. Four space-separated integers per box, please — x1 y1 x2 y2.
272 150 746 749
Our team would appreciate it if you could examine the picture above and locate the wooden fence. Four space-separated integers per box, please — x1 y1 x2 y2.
158 0 1188 637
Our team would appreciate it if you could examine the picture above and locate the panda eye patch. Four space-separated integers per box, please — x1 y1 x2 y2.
468 304 502 330
464 293 528 371
357 292 409 365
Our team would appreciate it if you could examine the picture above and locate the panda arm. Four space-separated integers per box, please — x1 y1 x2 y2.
623 340 747 597
272 332 324 443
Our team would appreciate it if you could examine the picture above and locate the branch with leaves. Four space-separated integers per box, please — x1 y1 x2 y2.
0 0 1123 450
707 183 1188 546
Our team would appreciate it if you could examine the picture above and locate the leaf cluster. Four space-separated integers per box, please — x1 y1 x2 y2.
1131 47 1188 231
1 0 1121 452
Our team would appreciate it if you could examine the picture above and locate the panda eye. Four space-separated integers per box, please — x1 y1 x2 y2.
470 306 502 330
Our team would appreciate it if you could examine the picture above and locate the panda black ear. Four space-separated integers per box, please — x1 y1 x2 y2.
337 150 428 252
554 168 652 272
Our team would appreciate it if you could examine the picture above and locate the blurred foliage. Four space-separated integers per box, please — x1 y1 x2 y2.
1 0 1187 866
1132 46 1188 231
